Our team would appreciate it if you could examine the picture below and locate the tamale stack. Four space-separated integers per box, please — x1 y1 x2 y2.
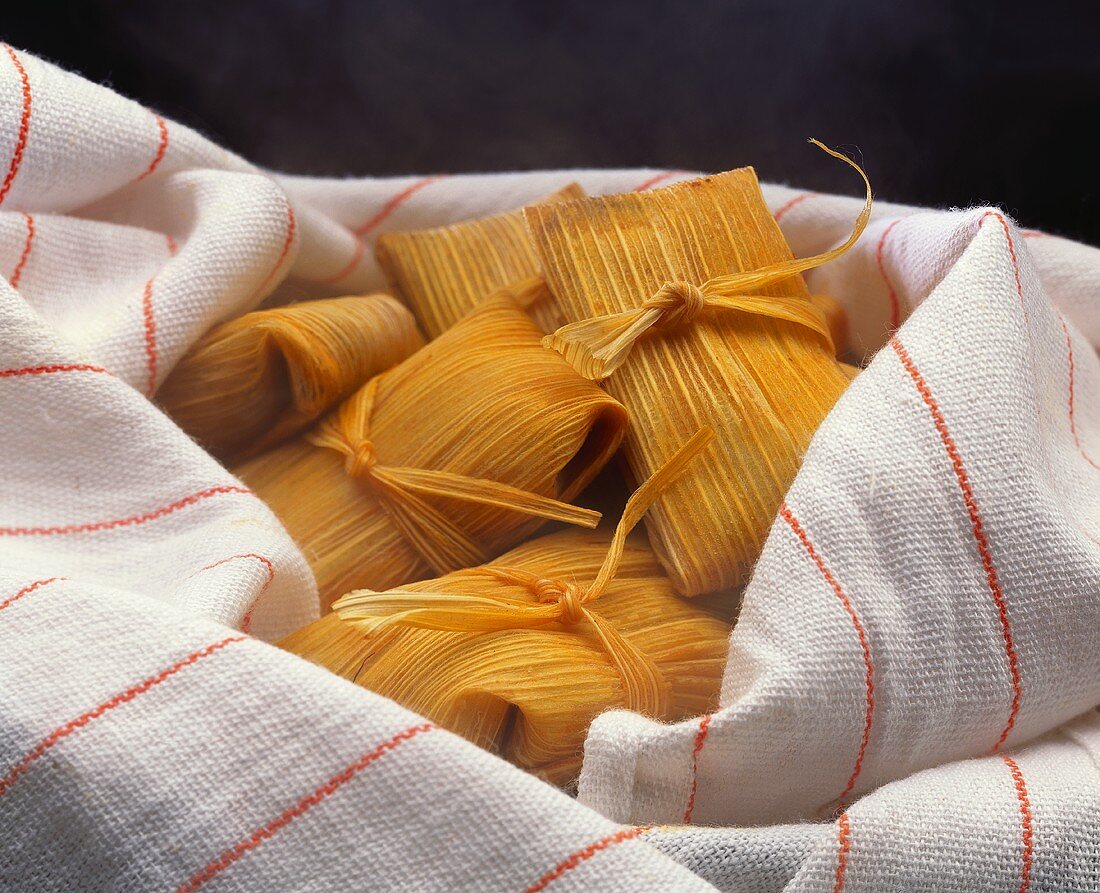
236 295 628 610
159 295 423 461
281 430 730 785
527 142 870 595
376 183 583 337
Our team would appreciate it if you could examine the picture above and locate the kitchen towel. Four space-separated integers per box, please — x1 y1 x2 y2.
2 44 1098 891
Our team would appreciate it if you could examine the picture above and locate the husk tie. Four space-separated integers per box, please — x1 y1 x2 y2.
543 140 873 380
308 377 602 574
334 427 716 717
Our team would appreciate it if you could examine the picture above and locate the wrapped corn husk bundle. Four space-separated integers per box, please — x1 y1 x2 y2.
236 295 627 609
810 293 849 357
526 142 870 595
376 184 583 337
158 294 423 460
280 430 729 785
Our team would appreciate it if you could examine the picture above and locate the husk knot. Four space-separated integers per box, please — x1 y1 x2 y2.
533 578 587 624
648 281 706 330
347 440 378 477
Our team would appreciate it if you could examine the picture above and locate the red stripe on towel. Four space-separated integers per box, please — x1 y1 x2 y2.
780 503 875 807
0 485 252 536
9 211 34 286
0 45 32 207
141 275 158 396
314 234 365 285
0 577 63 613
1058 314 1100 472
892 336 1022 751
1001 755 1035 893
525 825 652 893
355 176 442 236
196 553 276 632
682 713 713 823
980 212 1028 321
0 636 246 798
633 170 687 192
833 812 852 893
255 201 298 297
0 363 109 378
774 192 816 223
136 114 170 181
177 723 436 892
876 218 903 330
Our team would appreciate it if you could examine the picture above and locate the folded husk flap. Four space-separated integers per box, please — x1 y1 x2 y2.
282 526 729 785
526 150 867 595
376 183 583 338
158 294 423 461
236 296 627 610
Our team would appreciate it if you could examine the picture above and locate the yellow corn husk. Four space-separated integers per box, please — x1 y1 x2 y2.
527 141 870 595
281 430 730 785
158 295 423 461
376 184 584 337
810 293 849 357
236 295 627 610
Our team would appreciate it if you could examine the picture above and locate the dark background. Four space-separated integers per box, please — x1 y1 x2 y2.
4 1 1098 243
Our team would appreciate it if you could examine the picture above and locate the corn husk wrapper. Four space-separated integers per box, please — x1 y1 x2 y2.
376 184 583 337
810 293 849 357
237 296 627 610
526 142 870 595
159 295 423 460
281 431 729 784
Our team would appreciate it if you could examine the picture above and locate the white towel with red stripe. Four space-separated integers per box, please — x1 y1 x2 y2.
2 44 1098 893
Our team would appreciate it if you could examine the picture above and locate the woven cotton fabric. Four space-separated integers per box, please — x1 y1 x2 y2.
640 711 1100 892
2 44 1099 891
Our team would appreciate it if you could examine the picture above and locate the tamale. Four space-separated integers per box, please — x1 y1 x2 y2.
526 142 870 595
236 296 627 610
810 293 849 357
282 430 729 785
376 184 583 337
159 295 423 461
